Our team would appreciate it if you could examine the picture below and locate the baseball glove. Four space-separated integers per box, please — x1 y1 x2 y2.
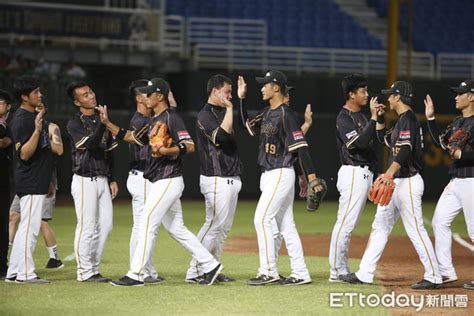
447 127 470 159
149 121 172 156
306 178 327 212
368 174 395 206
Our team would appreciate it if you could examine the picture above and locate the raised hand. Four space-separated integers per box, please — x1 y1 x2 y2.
168 91 177 107
237 75 247 99
424 94 435 120
304 104 313 127
34 108 45 132
97 105 110 124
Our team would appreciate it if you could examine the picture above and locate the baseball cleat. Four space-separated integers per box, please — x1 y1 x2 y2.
279 276 312 286
46 258 64 269
410 279 441 290
247 274 280 286
83 273 111 283
463 281 474 290
328 275 346 283
4 276 17 283
110 276 144 287
200 264 223 286
144 276 163 284
441 275 458 284
339 273 370 285
185 276 204 284
15 277 49 284
216 273 235 283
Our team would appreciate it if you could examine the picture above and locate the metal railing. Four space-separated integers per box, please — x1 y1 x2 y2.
186 17 268 56
192 43 435 78
437 53 474 79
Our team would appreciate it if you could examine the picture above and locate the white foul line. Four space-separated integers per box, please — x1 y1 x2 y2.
423 216 474 252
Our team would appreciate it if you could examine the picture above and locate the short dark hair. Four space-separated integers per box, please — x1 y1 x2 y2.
129 79 149 98
0 89 13 104
12 75 40 102
341 74 367 100
206 75 232 97
66 80 89 101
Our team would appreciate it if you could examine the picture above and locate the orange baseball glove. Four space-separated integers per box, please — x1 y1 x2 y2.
149 121 172 156
368 174 395 206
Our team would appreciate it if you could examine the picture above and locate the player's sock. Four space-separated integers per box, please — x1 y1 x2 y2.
47 245 59 259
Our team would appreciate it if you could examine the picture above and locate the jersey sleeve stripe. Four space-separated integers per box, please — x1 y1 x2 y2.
105 141 118 152
75 136 89 149
288 141 308 152
395 140 412 148
345 135 360 149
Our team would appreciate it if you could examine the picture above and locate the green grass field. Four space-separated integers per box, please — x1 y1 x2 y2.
1 200 469 315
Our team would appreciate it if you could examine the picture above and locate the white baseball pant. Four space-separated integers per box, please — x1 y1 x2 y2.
6 194 46 281
355 174 442 284
432 177 474 278
329 165 373 279
186 175 241 279
71 175 113 281
254 167 310 280
127 170 159 279
127 176 219 281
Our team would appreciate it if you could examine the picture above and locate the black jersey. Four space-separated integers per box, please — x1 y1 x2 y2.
128 111 149 171
335 108 377 169
143 109 194 182
10 108 54 196
428 116 474 178
196 103 242 177
0 112 12 192
384 109 423 178
245 103 307 171
67 112 117 179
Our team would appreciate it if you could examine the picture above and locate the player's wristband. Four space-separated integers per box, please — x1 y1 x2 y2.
178 142 187 156
377 114 384 124
116 127 126 140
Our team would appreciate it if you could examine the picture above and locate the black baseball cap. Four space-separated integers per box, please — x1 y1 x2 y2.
450 80 474 94
381 81 413 99
138 78 170 98
129 79 149 98
256 70 288 92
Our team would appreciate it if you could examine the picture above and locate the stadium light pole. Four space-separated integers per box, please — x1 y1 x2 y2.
387 0 399 87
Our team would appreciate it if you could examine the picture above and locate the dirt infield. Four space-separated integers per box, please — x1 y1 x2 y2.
225 234 473 315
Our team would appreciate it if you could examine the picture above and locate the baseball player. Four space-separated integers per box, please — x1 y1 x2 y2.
125 79 165 284
0 89 12 279
98 78 222 286
6 75 54 284
9 101 64 269
66 81 119 283
341 81 442 289
424 80 474 290
272 87 314 279
185 75 242 283
329 74 384 282
239 70 325 286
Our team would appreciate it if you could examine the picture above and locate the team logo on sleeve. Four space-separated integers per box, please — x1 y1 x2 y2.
399 130 411 139
292 130 304 140
177 131 191 140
